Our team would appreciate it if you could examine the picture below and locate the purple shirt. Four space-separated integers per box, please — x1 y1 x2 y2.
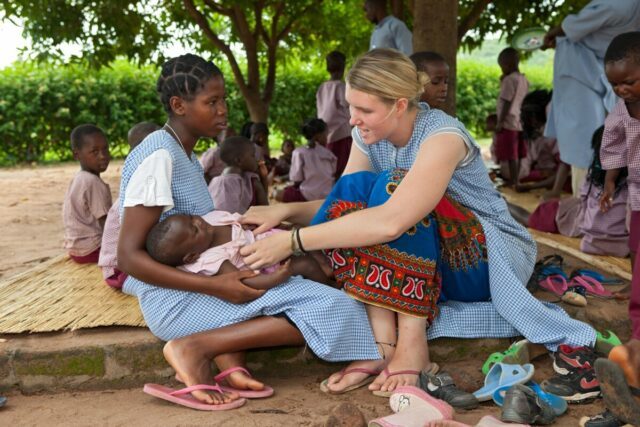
208 172 259 214
601 100 640 210
289 144 337 201
316 80 352 144
199 147 225 178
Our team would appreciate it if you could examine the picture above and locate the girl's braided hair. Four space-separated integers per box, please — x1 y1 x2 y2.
586 125 627 194
156 54 223 113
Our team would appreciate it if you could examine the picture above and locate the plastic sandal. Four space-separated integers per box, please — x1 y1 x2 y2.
573 269 623 285
539 274 569 296
482 339 530 375
143 383 246 411
370 386 454 427
320 366 382 394
527 254 564 292
473 363 535 402
493 381 568 416
595 330 623 356
569 273 613 298
213 366 274 398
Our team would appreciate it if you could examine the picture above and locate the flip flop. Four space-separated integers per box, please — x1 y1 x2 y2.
369 386 453 427
538 274 568 296
596 330 623 356
573 269 623 285
482 339 531 375
527 254 564 292
214 366 274 398
569 273 613 298
372 363 439 397
143 383 246 411
320 366 382 394
472 363 535 402
595 358 640 425
493 381 567 416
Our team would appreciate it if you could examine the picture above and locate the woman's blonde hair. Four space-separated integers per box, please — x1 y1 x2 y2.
346 48 429 108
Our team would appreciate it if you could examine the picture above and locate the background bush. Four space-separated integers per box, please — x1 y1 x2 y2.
0 59 551 165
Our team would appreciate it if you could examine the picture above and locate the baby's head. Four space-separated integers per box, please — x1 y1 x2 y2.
605 31 640 104
127 122 161 149
70 124 111 175
146 214 213 266
220 136 258 172
410 51 449 109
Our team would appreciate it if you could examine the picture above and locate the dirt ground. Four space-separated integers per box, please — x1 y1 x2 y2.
0 161 629 426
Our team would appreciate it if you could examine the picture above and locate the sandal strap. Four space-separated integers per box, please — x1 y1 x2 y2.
340 367 382 377
170 383 224 396
385 368 420 377
214 366 251 383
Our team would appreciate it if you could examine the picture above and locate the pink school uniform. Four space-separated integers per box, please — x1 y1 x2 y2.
519 136 560 181
208 172 259 214
62 170 112 262
199 146 225 179
181 211 282 275
288 145 337 201
98 200 127 289
317 80 353 176
495 72 529 161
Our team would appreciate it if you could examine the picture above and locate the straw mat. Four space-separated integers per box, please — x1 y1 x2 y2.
0 254 145 334
498 187 631 281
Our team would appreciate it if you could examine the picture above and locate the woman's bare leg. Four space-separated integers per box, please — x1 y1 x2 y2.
370 313 430 393
325 305 392 392
164 316 304 404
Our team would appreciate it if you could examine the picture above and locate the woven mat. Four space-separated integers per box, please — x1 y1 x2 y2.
498 187 632 281
0 254 145 334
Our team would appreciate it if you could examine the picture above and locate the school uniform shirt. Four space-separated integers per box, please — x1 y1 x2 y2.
601 100 640 211
519 136 559 179
369 15 413 55
316 80 352 144
289 145 337 201
208 172 259 214
199 146 225 178
98 201 120 279
544 0 640 168
62 170 112 256
497 72 529 132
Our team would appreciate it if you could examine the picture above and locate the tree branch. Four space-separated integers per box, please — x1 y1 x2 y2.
276 0 322 41
254 0 270 45
201 0 231 16
458 0 492 43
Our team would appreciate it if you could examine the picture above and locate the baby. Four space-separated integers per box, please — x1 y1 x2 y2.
145 211 334 290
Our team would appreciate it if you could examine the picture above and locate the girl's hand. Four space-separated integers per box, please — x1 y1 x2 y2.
599 182 615 213
240 230 292 270
211 270 266 304
241 204 289 235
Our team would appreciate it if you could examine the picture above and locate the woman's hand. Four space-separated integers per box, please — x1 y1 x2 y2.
241 204 289 235
240 229 292 270
210 270 266 304
543 26 564 50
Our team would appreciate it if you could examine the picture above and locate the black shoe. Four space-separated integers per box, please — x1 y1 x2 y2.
501 384 556 425
541 368 601 402
595 358 640 425
418 371 479 410
581 410 627 427
553 345 599 375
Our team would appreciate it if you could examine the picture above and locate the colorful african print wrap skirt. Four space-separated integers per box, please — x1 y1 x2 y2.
310 169 489 322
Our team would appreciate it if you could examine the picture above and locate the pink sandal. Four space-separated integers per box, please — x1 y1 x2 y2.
569 274 613 298
538 274 568 296
213 366 274 398
143 383 246 411
369 386 454 427
320 367 382 394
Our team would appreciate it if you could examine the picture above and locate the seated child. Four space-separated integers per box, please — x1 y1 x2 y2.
269 139 295 183
99 121 160 289
509 126 629 258
275 118 337 202
410 50 450 110
208 136 269 214
199 127 235 184
62 124 112 264
250 122 274 167
145 212 333 289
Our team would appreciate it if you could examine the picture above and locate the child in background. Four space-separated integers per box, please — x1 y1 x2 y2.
511 126 629 258
145 212 334 289
208 136 269 214
495 47 529 187
270 139 295 182
410 50 450 110
316 51 353 177
250 122 273 166
62 124 112 263
200 127 236 184
598 32 640 404
275 118 337 202
99 122 160 289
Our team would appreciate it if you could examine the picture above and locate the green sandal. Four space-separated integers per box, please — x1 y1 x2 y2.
595 330 622 356
481 339 531 375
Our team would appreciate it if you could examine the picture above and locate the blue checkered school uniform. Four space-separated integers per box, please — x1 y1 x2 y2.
120 130 379 361
353 103 596 350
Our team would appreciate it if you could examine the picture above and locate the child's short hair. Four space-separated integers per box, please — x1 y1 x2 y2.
498 47 519 64
521 90 552 137
70 124 105 151
251 122 269 136
410 51 447 72
127 122 160 149
219 136 254 165
156 54 223 114
301 118 328 140
146 216 183 266
240 121 254 138
326 51 346 73
605 31 640 65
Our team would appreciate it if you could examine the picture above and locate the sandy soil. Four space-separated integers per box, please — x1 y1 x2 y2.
0 161 625 425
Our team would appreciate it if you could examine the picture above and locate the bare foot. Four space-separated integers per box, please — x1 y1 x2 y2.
370 344 429 393
324 359 386 393
163 339 239 405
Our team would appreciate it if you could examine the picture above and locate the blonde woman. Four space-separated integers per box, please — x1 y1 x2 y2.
240 49 597 396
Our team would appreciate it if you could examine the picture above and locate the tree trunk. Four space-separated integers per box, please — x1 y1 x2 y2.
245 90 269 123
413 0 458 115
